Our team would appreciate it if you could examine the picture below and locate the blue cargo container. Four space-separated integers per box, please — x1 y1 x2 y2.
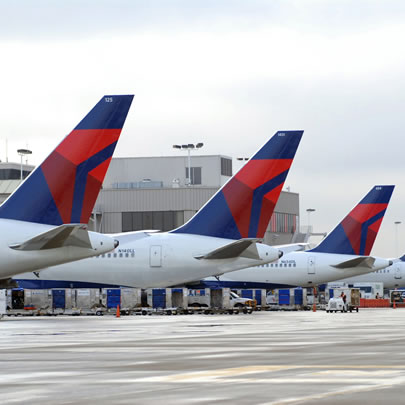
294 288 303 305
52 290 65 309
279 289 290 305
107 289 121 309
152 289 166 308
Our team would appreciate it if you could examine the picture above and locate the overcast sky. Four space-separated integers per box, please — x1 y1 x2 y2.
1 0 405 257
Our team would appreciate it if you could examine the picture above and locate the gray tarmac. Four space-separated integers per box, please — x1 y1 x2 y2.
1 309 405 404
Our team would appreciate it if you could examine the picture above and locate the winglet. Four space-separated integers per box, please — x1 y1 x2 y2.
310 185 394 255
0 95 134 225
172 130 303 239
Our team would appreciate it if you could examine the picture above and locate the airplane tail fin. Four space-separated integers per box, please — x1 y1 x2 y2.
310 185 394 255
172 130 303 239
0 95 134 225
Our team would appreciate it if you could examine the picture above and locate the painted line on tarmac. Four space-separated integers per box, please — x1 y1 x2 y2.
135 364 405 383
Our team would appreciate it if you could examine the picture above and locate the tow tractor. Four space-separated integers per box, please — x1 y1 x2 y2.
326 288 360 313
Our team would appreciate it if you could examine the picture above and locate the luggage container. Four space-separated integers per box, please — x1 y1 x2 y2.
51 289 72 314
294 288 303 306
278 289 290 306
390 290 405 307
106 289 121 310
147 289 166 309
211 288 232 309
121 288 142 314
74 289 103 315
188 289 211 308
171 288 188 309
7 289 51 315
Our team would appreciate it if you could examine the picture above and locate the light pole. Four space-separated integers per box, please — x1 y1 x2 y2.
173 143 203 185
306 208 316 234
395 221 401 257
17 148 32 181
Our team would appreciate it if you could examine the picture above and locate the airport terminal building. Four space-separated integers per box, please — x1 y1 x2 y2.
91 155 301 246
0 156 301 246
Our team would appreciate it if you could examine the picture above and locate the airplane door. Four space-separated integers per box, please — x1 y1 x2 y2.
395 265 402 279
150 245 162 267
307 256 316 274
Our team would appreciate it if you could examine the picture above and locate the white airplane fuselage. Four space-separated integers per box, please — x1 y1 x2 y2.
0 219 116 280
15 231 281 288
335 261 405 290
201 251 392 289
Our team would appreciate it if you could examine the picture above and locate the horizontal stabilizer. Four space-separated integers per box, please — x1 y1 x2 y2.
332 256 375 269
9 224 92 251
276 243 309 255
194 238 262 260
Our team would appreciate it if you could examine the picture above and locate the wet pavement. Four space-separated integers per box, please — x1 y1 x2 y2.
1 309 405 404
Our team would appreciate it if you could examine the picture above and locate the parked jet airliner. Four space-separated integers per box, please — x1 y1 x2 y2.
0 95 134 285
195 185 395 289
14 130 304 288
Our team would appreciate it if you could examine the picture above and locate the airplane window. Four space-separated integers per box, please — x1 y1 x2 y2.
288 264 291 267
102 254 105 258
113 253 117 258
107 254 111 258
294 264 296 267
119 253 123 258
275 264 278 267
131 253 135 258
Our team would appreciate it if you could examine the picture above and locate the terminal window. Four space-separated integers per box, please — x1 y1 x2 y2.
185 167 202 185
122 211 185 232
268 212 298 234
0 168 31 180
221 158 232 176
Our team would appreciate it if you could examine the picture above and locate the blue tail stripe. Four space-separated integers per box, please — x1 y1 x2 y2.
75 95 134 130
248 170 289 237
359 209 386 255
359 185 394 204
252 131 303 160
70 142 117 222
